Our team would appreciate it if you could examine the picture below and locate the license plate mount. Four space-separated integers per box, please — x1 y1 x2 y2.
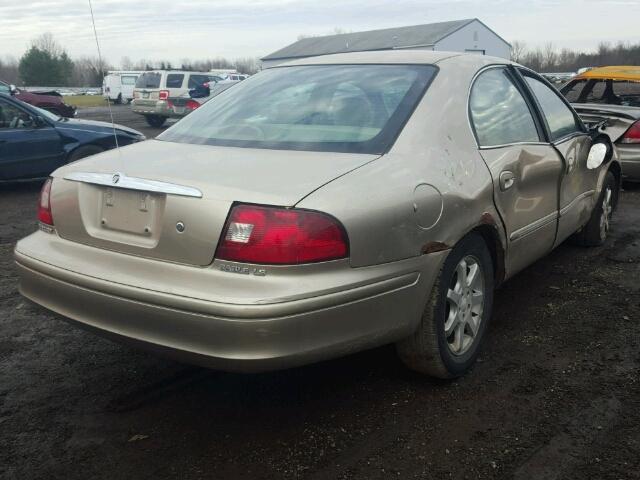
101 188 158 235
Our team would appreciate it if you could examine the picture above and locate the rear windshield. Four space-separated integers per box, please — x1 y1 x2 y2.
158 64 436 154
121 75 137 86
562 79 640 107
135 72 161 89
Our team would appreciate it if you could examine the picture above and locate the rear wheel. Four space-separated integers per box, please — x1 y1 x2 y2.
573 171 617 246
116 93 123 105
145 115 166 128
68 145 104 162
396 234 494 378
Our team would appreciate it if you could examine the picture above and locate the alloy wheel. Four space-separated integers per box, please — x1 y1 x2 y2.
444 255 485 355
599 186 613 241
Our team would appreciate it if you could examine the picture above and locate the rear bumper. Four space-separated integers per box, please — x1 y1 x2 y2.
131 100 185 118
15 232 446 372
617 144 640 180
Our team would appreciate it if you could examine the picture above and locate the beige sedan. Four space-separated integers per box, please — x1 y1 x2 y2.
15 51 620 378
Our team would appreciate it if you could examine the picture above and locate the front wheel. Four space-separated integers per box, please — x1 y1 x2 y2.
396 233 494 378
573 171 617 246
145 115 166 128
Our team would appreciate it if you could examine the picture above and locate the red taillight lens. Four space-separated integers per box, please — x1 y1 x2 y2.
158 90 169 101
621 120 640 144
38 178 54 226
216 204 349 265
185 100 200 111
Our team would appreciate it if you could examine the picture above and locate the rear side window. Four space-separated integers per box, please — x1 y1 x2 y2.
121 75 137 86
470 68 540 147
188 74 211 88
135 72 161 88
561 80 587 102
166 74 184 88
524 74 583 141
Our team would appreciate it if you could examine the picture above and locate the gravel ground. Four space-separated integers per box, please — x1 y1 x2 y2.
75 104 175 139
1 107 639 479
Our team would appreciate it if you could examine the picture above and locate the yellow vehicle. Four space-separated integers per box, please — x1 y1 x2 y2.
561 66 640 180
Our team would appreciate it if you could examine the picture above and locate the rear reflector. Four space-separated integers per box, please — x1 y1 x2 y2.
621 120 640 144
159 90 169 101
38 178 54 226
216 204 348 265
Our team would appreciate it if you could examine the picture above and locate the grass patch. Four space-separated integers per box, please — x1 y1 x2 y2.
64 95 108 108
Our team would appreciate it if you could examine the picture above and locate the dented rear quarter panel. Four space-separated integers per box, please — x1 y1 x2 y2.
297 56 504 268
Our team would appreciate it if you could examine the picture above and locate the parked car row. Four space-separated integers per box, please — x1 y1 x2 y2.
13 51 621 380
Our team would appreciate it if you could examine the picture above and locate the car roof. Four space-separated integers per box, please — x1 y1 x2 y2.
269 50 512 69
145 70 214 75
575 66 640 82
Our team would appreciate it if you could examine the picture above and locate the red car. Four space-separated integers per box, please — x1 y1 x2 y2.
0 80 76 118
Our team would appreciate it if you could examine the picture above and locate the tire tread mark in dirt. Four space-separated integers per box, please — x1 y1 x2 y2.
105 367 212 413
513 397 621 480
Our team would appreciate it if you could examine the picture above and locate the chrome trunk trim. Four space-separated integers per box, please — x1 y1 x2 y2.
63 172 203 198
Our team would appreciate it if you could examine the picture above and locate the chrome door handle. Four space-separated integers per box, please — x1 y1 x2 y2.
499 171 515 191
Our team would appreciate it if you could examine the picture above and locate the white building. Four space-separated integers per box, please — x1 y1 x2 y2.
262 19 511 68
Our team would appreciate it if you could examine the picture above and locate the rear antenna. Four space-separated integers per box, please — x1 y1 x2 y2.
88 0 120 152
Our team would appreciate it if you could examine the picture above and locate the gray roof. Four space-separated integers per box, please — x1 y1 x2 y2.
263 19 488 61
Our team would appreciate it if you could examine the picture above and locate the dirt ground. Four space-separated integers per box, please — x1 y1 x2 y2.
1 108 639 479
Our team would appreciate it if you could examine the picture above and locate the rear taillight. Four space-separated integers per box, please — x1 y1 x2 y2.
621 120 640 144
159 90 169 101
38 178 54 226
216 204 349 265
185 99 200 111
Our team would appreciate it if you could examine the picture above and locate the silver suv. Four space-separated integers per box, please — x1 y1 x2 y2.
132 70 218 127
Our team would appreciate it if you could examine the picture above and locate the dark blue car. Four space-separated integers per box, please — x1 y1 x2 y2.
0 93 145 181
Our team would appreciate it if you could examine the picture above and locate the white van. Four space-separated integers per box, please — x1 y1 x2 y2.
103 71 143 104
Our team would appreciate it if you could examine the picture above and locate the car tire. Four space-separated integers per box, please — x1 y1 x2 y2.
67 145 105 163
116 94 123 105
145 115 166 128
573 171 617 247
396 233 494 379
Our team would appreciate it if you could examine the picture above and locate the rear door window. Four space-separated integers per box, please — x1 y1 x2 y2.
523 73 583 142
135 72 161 89
469 68 540 147
121 75 137 86
166 74 184 88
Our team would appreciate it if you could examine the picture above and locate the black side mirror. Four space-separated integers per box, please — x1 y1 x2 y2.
588 119 608 139
33 115 46 127
189 84 210 99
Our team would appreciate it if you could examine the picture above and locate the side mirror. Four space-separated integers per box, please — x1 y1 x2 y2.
33 115 47 128
587 142 608 170
9 84 17 95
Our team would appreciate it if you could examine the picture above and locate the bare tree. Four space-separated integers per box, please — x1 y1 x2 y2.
510 40 527 63
31 32 62 57
542 42 558 70
120 56 133 70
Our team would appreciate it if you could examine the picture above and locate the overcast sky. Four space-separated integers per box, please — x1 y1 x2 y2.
1 0 639 66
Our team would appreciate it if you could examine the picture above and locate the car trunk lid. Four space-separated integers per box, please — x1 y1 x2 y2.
50 140 378 266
